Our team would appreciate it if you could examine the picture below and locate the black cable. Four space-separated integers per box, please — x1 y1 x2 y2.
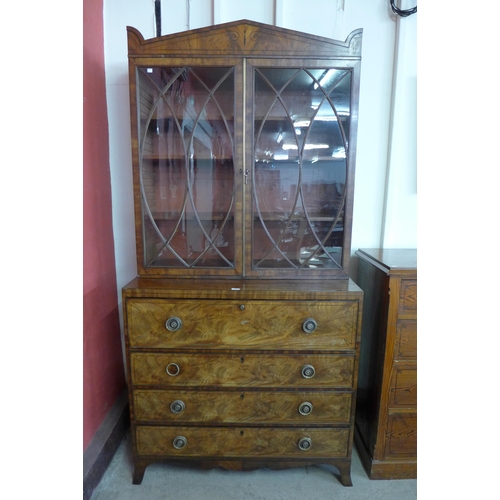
390 0 417 17
155 0 162 37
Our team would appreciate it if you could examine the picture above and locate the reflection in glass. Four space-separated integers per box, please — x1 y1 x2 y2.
253 67 351 270
137 67 235 268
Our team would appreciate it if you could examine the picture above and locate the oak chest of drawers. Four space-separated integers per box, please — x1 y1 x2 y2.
123 278 363 485
354 249 417 479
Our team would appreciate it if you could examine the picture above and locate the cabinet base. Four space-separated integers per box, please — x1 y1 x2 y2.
354 428 416 480
132 457 353 486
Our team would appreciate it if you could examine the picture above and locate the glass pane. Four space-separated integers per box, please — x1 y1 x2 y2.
253 67 351 270
137 66 235 269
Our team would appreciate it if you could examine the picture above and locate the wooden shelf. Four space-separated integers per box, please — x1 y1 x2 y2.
142 154 233 162
256 212 343 222
152 212 234 221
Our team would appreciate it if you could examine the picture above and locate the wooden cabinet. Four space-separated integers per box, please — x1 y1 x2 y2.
126 20 362 279
123 278 363 485
122 20 363 486
354 249 417 479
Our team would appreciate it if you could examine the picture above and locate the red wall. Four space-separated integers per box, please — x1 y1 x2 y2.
83 0 126 451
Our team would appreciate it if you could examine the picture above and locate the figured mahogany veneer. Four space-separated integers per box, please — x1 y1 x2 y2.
123 19 364 488
130 352 355 388
135 426 350 458
354 249 417 479
127 299 357 350
123 278 363 486
133 389 352 424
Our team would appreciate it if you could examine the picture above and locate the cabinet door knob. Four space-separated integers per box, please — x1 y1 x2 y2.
172 436 187 449
301 364 316 379
170 400 185 414
298 402 314 415
302 318 317 333
165 316 182 332
298 437 312 451
166 363 180 376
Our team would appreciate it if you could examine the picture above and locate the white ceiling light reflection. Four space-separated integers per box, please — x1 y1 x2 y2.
274 153 289 160
331 148 346 159
313 69 336 89
282 143 329 150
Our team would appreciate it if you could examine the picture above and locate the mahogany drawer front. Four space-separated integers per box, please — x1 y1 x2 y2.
134 389 352 424
389 363 417 408
398 280 417 315
130 352 355 388
384 413 417 458
394 320 417 359
126 299 357 350
136 425 349 458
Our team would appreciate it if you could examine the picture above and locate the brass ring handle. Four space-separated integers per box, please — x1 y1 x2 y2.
301 364 315 379
165 316 182 332
166 362 180 376
298 402 313 416
298 437 312 451
172 436 187 449
302 318 317 333
170 400 185 414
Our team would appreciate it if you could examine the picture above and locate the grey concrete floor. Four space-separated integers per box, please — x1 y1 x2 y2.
91 430 416 500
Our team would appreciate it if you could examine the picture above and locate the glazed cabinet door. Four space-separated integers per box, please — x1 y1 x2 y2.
130 60 244 276
128 25 361 279
245 58 360 278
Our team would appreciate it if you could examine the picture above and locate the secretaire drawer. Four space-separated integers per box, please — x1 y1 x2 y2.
136 425 350 458
126 299 358 350
134 389 352 424
130 352 355 388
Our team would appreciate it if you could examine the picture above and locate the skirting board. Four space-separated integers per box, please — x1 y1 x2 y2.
83 388 130 500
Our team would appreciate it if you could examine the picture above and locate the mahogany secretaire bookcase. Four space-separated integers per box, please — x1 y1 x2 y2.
121 20 364 486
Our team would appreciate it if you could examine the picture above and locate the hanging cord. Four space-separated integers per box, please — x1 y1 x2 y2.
390 0 417 17
154 0 161 36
